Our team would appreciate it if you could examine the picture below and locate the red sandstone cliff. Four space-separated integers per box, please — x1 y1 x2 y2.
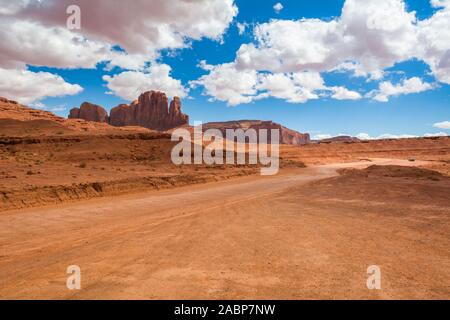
109 91 189 131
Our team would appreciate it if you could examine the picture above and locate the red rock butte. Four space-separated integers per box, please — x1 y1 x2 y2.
69 102 109 123
69 91 189 131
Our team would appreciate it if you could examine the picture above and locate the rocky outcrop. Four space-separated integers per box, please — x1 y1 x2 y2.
202 120 310 146
168 97 189 129
279 125 311 145
109 91 189 131
69 102 109 123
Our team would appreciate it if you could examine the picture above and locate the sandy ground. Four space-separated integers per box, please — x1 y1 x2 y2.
1 158 448 300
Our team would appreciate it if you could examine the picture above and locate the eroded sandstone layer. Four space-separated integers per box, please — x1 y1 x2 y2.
109 91 189 131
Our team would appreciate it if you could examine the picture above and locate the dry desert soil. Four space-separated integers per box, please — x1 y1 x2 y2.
1 159 449 299
1 98 449 299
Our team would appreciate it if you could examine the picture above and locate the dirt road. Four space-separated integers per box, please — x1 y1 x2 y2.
0 159 448 299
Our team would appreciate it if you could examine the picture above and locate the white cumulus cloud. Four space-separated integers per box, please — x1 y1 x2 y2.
192 63 360 105
0 67 83 104
7 0 237 59
370 77 433 102
191 62 260 106
236 0 417 77
330 87 362 100
417 4 450 84
194 0 450 105
103 64 187 101
257 72 319 103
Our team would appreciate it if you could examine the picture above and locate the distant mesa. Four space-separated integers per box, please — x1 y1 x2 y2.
202 120 311 146
317 135 360 144
69 91 189 131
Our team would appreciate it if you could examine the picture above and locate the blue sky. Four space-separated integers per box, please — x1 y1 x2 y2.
2 0 450 139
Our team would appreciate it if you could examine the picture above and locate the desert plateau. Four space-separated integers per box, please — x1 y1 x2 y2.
0 96 449 300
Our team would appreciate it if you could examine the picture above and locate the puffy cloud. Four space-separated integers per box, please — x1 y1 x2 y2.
0 18 111 69
194 0 450 104
370 77 433 102
236 19 341 73
292 71 326 90
0 67 83 104
417 3 450 84
433 121 450 129
339 0 418 77
193 62 360 105
236 0 417 77
273 3 284 14
257 72 319 103
103 64 187 101
330 87 362 100
9 0 237 58
191 62 260 106
0 17 151 71
105 52 150 72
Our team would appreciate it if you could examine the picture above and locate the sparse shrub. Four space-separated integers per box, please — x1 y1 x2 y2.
79 162 87 168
